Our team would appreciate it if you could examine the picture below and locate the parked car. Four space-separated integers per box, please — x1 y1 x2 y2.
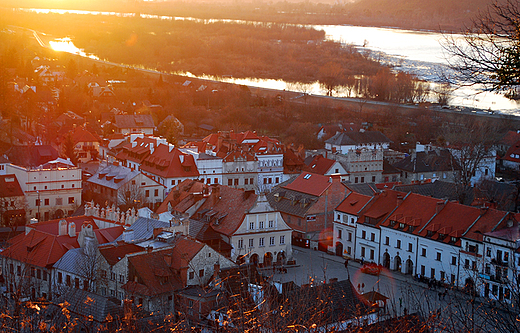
360 263 382 276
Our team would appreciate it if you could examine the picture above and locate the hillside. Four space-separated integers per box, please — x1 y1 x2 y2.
2 0 495 32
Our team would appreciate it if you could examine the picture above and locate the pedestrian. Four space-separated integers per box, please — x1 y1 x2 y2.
361 257 365 265
344 259 349 269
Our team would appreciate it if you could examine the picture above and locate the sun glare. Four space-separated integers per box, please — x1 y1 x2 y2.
49 38 81 54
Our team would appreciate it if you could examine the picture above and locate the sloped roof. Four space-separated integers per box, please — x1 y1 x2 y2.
114 217 171 243
53 247 94 277
305 155 336 175
393 180 474 205
0 174 24 198
87 164 140 190
500 130 520 147
501 142 520 163
140 144 199 179
282 172 332 197
383 193 444 232
344 183 379 196
5 145 59 167
325 130 391 146
357 190 402 225
336 192 373 215
392 150 461 173
155 180 207 215
99 242 144 266
45 289 123 324
71 126 99 144
113 114 155 129
283 148 310 175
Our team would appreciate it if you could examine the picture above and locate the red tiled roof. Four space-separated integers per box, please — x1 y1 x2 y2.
0 174 24 198
99 243 144 266
384 193 444 231
140 144 199 179
283 172 332 197
71 126 99 144
500 131 520 147
359 190 402 223
306 155 336 175
1 224 124 269
336 192 372 215
156 180 207 215
501 142 520 163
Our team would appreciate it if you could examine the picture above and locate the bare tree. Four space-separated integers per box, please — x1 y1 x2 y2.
0 196 28 233
117 182 145 211
443 0 520 99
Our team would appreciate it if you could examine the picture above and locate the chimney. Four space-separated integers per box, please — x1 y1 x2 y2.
122 229 134 243
59 219 67 236
68 222 76 237
213 263 220 280
480 206 489 214
147 246 153 253
436 201 444 214
397 195 404 206
153 227 163 239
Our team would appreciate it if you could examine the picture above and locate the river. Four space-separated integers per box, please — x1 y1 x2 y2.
22 8 520 114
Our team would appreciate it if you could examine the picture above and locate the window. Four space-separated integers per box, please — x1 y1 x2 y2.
362 230 366 239
245 178 249 185
421 248 426 257
472 261 477 271
36 199 40 206
189 271 194 279
485 264 491 275
154 189 159 196
436 252 442 261
199 269 204 278
249 239 254 248
68 197 74 204
361 247 366 257
228 179 233 186
66 275 71 287
234 179 239 186
408 243 413 252
75 278 80 289
259 221 264 229
420 265 425 276
370 233 375 241
486 247 491 257
16 266 21 277
396 240 401 249
43 271 48 281
280 235 285 244
44 198 49 206
270 237 275 246
269 220 274 228
347 246 352 254
110 289 115 296
385 237 389 245
111 272 116 281
464 259 470 269
214 178 218 184
431 268 435 279
338 229 342 239
238 239 243 249
370 249 374 260
504 252 509 262
451 256 457 265
37 269 41 279
101 270 107 278
440 271 445 281
145 190 150 197
348 233 352 242
259 238 265 247
250 222 255 230
119 274 124 283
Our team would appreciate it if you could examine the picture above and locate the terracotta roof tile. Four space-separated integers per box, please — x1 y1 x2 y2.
282 172 332 197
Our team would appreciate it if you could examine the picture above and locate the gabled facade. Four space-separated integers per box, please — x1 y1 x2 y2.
267 172 349 250
305 154 348 181
332 192 373 257
231 194 293 266
68 125 100 163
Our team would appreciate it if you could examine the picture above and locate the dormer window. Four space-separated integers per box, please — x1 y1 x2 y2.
427 230 434 237
438 234 446 241
450 237 457 243
398 223 405 229
390 220 396 227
